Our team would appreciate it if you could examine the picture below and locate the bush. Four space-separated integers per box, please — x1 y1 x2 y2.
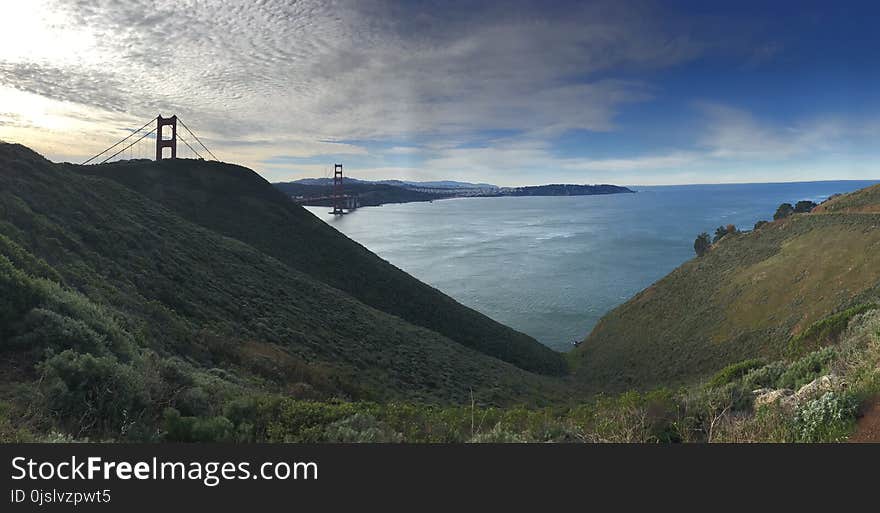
468 423 530 443
742 361 787 390
794 200 818 214
788 303 878 353
708 359 764 388
38 350 147 436
694 232 711 257
792 392 858 442
8 308 109 355
323 413 403 442
753 220 769 231
774 203 795 220
162 408 235 442
777 347 835 390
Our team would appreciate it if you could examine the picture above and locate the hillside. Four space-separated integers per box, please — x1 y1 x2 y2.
812 183 880 213
571 191 880 392
72 157 566 375
0 143 575 440
497 184 635 196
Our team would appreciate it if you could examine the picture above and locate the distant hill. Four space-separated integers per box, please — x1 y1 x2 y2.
497 184 634 196
279 177 633 207
291 177 498 189
570 188 880 392
274 181 446 207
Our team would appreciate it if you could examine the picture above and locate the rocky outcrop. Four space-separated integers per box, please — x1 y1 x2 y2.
752 375 845 410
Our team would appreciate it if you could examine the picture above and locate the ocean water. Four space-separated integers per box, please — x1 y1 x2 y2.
306 180 879 351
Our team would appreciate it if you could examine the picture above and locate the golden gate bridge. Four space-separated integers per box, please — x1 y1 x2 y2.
82 114 355 215
81 115 218 165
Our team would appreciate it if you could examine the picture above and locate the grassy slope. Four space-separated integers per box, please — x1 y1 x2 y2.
0 143 565 405
73 158 566 375
572 203 880 393
813 183 880 213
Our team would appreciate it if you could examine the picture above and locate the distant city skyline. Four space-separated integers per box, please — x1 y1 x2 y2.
1 0 878 186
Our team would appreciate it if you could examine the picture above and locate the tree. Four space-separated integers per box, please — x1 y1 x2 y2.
794 200 817 213
694 232 711 257
754 220 769 230
774 203 794 220
713 226 728 243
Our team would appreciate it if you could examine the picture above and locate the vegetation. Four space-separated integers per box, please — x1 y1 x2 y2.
2 142 879 443
712 224 738 243
74 156 566 375
813 183 880 213
794 200 818 213
578 191 880 393
774 202 795 220
0 143 570 442
693 232 711 257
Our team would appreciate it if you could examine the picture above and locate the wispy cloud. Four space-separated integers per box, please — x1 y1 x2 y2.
0 1 876 184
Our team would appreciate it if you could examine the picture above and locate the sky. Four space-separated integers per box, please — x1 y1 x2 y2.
0 0 878 186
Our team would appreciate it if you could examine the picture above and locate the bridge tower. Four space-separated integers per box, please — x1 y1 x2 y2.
155 115 177 161
332 164 345 215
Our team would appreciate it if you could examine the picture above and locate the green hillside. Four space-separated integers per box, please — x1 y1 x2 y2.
813 183 880 213
73 157 566 375
571 198 880 392
0 143 572 440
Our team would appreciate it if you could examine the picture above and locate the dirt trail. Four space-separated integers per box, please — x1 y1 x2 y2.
849 396 880 443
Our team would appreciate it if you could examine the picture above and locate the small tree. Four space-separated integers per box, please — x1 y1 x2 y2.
754 220 769 230
794 200 817 213
694 232 711 257
713 226 727 243
774 203 794 220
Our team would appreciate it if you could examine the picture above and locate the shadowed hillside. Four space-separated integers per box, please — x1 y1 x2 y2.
0 143 575 441
571 192 880 392
72 156 566 375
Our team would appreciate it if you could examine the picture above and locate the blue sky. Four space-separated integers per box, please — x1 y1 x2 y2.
1 0 878 185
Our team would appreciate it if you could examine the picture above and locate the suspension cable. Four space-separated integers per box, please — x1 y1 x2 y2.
82 118 155 165
177 131 204 160
177 118 218 161
99 127 157 164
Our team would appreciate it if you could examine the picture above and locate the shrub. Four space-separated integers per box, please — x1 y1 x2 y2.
792 392 858 442
794 200 818 214
774 203 795 220
162 408 235 442
708 359 764 388
789 303 878 353
38 350 147 436
742 361 787 390
323 413 403 443
694 232 711 257
8 308 109 355
753 220 769 231
777 347 835 390
468 423 530 443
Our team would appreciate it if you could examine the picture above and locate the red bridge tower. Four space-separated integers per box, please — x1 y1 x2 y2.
155 115 177 161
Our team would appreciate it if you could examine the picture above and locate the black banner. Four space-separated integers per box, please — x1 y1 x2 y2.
1 443 875 511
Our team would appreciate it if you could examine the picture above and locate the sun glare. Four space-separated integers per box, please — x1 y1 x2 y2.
0 1 96 65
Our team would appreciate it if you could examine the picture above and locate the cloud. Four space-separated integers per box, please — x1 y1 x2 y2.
697 102 848 159
0 0 704 166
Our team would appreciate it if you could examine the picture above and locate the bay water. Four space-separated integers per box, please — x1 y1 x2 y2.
306 180 878 351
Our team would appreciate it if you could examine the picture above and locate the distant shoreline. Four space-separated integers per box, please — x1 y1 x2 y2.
277 180 634 208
